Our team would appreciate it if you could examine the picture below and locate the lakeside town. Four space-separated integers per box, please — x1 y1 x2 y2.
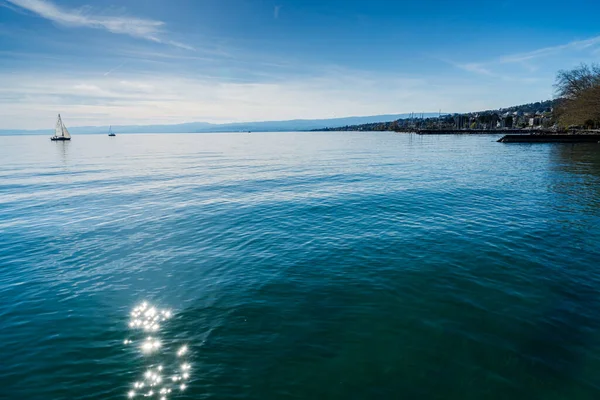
315 100 557 132
316 64 600 134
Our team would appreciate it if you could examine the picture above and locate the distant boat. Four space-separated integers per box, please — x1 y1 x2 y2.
50 114 71 141
108 126 116 137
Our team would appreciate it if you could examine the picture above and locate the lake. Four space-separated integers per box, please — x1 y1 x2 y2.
1 132 600 399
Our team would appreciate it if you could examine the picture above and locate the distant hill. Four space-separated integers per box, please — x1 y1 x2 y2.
476 99 555 115
314 100 557 131
0 114 433 135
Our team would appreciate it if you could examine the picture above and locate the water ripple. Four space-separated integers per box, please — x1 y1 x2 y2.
0 133 599 399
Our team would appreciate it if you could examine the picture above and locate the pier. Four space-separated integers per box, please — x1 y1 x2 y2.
498 134 600 143
410 129 539 135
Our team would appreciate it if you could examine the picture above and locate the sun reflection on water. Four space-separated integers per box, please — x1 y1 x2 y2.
125 302 191 398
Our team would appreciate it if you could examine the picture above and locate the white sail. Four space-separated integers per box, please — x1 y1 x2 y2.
54 114 71 138
62 123 71 139
55 114 63 137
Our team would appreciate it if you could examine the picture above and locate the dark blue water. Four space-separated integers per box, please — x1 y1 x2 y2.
1 132 600 399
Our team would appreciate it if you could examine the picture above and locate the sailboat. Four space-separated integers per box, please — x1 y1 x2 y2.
108 126 116 137
50 114 71 141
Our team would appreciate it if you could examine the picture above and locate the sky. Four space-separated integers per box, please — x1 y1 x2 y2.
1 0 599 129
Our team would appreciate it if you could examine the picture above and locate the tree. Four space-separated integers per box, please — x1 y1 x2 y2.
555 64 600 99
554 64 600 128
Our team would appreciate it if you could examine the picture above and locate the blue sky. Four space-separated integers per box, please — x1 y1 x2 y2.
1 0 599 129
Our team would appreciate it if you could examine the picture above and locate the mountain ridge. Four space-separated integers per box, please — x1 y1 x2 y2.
0 114 438 135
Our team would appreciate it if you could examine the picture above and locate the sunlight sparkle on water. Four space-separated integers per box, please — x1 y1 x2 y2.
129 302 172 333
125 301 191 398
141 337 161 354
177 345 187 357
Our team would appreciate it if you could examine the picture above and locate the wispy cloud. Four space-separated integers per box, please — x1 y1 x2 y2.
103 60 128 76
454 62 496 77
5 0 192 49
441 58 543 84
274 5 281 19
446 34 600 81
499 35 600 64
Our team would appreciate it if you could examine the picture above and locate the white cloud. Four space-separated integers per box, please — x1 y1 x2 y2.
454 62 496 77
118 80 154 92
0 67 552 130
5 0 191 49
73 83 104 92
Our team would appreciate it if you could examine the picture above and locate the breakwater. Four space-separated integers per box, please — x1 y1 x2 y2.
498 134 600 143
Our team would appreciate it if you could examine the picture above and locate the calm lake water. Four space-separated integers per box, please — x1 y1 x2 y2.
1 132 600 399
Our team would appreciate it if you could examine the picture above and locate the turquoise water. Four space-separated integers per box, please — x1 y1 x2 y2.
1 132 600 399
